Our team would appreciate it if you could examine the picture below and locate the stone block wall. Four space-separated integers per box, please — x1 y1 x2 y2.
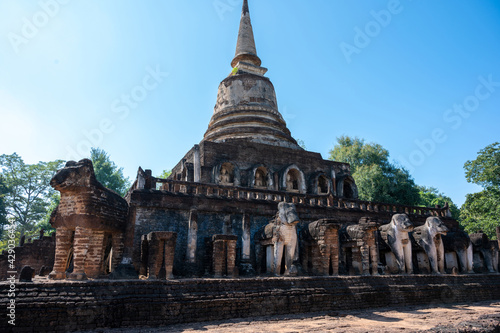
0 232 55 280
128 189 457 278
0 275 499 332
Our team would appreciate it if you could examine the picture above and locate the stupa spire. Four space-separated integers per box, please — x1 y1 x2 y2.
231 0 262 68
203 0 300 150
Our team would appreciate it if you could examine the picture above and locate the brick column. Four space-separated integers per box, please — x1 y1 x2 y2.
370 242 379 276
111 232 124 272
147 231 177 279
139 234 148 277
84 230 106 278
68 227 92 280
49 228 73 280
360 244 370 276
316 245 329 276
325 228 339 276
163 234 177 279
213 238 226 278
226 238 237 277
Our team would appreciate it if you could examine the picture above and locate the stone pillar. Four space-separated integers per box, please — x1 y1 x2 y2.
369 240 379 275
239 214 255 275
68 226 92 280
360 244 370 276
242 214 251 261
110 233 124 272
325 228 339 276
49 228 73 280
147 231 177 279
84 230 106 278
187 211 198 263
212 235 237 278
193 144 201 183
139 234 148 276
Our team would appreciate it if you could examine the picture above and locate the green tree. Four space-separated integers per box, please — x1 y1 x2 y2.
0 153 64 239
418 186 460 219
90 148 130 197
464 142 500 189
0 176 8 238
460 189 499 238
328 136 420 205
460 142 500 239
36 193 60 235
157 169 172 179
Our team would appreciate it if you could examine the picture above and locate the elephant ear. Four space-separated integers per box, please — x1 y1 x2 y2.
387 233 396 246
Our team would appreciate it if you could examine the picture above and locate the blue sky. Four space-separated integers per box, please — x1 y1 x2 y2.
1 0 499 207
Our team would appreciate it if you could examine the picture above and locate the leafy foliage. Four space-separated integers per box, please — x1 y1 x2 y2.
0 153 64 239
464 142 500 189
460 189 499 239
460 142 500 239
37 193 60 234
418 186 460 219
90 148 130 197
329 136 420 205
157 169 172 179
0 176 8 238
329 136 390 174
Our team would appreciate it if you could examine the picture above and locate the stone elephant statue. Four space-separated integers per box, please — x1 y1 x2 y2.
469 232 496 273
300 219 341 276
442 228 474 274
411 217 448 274
49 159 129 280
379 214 414 274
340 217 379 276
256 202 300 276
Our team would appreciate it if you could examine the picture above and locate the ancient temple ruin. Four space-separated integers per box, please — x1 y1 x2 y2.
37 0 498 282
2 2 499 332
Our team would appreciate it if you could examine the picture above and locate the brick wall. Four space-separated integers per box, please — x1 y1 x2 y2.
128 191 458 277
0 275 499 332
0 233 55 280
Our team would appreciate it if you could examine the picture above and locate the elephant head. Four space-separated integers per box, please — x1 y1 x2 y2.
277 202 299 226
50 159 98 192
391 214 414 233
426 216 448 237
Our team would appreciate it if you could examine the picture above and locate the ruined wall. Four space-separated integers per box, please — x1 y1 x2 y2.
0 233 55 280
170 140 351 192
127 189 458 277
1 275 499 332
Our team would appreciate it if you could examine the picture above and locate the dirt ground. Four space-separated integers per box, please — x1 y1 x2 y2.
86 301 500 333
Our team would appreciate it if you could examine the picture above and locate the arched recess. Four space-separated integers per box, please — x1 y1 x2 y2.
250 164 273 189
213 162 240 186
317 174 330 194
282 165 306 194
337 175 358 199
